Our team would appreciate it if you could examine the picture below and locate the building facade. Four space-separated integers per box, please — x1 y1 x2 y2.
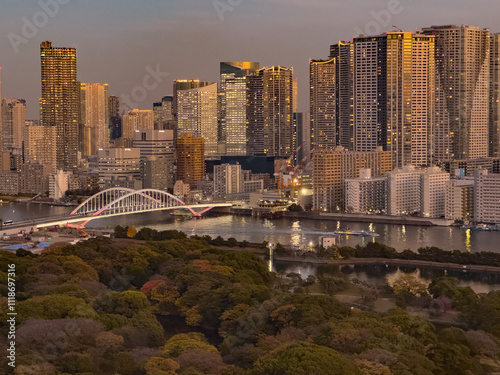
422 25 490 160
310 58 337 150
24 123 57 174
474 169 500 223
132 129 175 190
214 163 243 197
490 33 500 157
345 169 387 214
122 109 154 140
313 147 392 211
98 148 141 190
220 62 259 156
247 66 295 157
176 133 205 189
80 83 109 157
331 41 355 150
353 32 435 168
387 165 422 216
175 80 218 157
421 166 450 218
40 41 79 171
1 98 26 152
445 178 475 222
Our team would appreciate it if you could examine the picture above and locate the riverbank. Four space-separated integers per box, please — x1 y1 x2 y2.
211 207 455 226
209 244 500 275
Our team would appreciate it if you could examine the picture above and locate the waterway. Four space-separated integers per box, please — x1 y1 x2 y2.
1 202 499 253
2 202 500 292
85 211 499 254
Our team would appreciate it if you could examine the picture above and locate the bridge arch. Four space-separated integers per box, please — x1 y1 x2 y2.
71 188 197 217
71 188 135 215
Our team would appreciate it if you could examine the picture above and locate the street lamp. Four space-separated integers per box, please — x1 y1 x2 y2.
268 243 273 272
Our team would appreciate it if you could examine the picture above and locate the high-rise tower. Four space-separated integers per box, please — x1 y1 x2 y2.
174 80 218 157
331 41 355 150
422 25 490 160
310 58 336 151
246 66 294 157
40 41 79 170
353 32 435 168
220 61 259 156
80 83 109 156
490 33 500 157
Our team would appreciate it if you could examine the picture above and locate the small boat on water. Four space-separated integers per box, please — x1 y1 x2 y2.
461 223 500 231
333 230 379 237
170 209 194 217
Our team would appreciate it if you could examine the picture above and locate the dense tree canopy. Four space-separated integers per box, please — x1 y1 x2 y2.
1 233 499 374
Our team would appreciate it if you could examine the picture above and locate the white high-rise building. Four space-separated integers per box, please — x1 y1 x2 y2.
80 83 109 156
133 129 175 190
175 80 218 157
422 25 490 160
49 170 70 200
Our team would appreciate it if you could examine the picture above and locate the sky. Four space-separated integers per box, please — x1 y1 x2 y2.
0 0 498 119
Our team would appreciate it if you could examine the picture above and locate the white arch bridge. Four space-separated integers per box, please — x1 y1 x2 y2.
34 188 231 228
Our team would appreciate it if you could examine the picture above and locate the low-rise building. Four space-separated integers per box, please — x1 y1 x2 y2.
345 169 387 214
98 148 141 190
445 178 475 222
214 163 243 197
0 171 19 194
421 167 450 218
174 180 190 199
19 163 48 194
474 170 500 223
49 170 71 200
313 147 392 212
387 165 422 216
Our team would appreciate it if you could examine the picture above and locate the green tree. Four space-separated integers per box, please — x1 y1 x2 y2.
93 290 150 318
249 342 362 375
162 333 218 357
17 294 99 322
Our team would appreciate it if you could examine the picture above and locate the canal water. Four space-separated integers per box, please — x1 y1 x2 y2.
1 202 499 253
2 202 500 292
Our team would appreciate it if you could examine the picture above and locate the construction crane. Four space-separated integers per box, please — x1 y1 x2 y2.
275 141 306 193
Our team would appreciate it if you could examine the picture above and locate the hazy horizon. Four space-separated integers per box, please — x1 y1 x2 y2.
0 0 498 119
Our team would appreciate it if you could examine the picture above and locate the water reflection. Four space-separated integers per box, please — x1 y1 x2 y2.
82 212 500 253
466 229 471 253
274 261 500 294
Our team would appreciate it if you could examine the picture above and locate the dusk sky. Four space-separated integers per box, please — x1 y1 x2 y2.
0 0 497 118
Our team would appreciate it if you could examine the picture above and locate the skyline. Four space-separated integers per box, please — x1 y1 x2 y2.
0 0 499 119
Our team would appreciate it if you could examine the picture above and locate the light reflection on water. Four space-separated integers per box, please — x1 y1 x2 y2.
273 262 500 294
86 213 500 254
1 202 498 254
